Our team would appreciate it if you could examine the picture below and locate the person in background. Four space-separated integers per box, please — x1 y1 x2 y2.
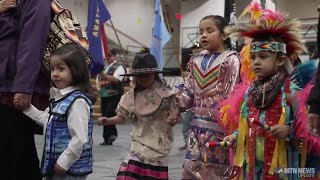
0 0 51 179
307 4 320 136
98 49 126 145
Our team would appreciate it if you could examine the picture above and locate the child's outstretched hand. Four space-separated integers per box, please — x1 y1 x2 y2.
307 113 320 136
269 125 290 139
223 134 237 146
54 163 66 175
167 113 179 126
98 116 109 126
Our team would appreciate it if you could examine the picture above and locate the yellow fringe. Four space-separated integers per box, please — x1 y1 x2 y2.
269 106 287 175
234 115 248 166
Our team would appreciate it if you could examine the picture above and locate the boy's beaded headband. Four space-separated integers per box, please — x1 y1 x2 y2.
250 42 287 54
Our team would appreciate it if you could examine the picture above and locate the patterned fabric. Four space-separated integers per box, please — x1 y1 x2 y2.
193 63 220 90
250 72 286 109
191 53 224 93
116 82 177 161
43 0 90 72
42 91 93 176
250 42 287 54
247 91 284 179
116 152 168 180
179 50 240 179
233 80 302 180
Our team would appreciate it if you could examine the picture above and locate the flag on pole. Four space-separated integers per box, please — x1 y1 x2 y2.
150 0 171 70
100 25 109 58
87 0 111 76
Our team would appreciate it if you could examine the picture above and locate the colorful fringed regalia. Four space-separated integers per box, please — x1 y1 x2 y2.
176 49 240 180
219 1 320 180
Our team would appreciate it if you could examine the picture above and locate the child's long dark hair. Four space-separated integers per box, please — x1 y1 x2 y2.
200 15 231 49
51 42 97 103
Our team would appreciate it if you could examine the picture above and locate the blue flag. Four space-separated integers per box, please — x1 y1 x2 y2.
87 0 111 76
150 0 171 70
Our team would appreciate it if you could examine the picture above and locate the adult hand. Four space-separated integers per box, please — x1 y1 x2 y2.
270 125 290 139
54 163 67 175
307 113 320 136
0 0 16 14
13 93 32 110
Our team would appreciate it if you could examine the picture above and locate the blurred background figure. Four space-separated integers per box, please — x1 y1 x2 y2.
98 49 126 145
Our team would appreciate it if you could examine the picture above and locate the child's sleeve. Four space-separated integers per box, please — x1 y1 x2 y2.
167 95 181 125
23 105 49 126
175 57 195 112
116 94 134 121
57 98 90 170
219 54 241 98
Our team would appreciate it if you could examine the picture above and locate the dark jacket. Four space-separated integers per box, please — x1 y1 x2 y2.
0 2 52 179
308 12 320 115
0 0 51 97
308 61 320 114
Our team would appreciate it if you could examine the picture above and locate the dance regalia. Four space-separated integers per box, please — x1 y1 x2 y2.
229 74 303 180
115 82 179 180
177 50 240 179
224 72 320 180
222 1 320 179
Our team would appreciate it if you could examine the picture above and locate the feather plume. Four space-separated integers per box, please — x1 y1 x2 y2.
290 60 317 88
229 2 307 57
294 84 320 154
239 2 263 24
218 83 250 134
240 44 256 83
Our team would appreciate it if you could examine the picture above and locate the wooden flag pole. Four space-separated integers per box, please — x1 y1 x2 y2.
108 18 127 58
160 0 185 81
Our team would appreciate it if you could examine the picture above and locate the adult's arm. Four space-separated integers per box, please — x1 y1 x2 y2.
12 0 51 94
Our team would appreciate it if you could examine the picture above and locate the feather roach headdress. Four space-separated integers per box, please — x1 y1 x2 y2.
225 2 308 81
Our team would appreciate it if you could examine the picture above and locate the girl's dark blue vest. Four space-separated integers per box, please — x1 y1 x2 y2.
42 90 93 176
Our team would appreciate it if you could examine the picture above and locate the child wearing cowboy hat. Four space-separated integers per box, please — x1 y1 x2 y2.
98 53 180 179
